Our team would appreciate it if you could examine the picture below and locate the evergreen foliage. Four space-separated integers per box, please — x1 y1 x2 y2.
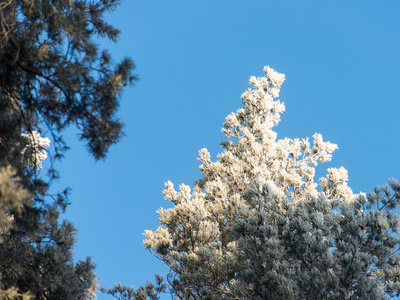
0 0 135 298
100 274 167 300
112 67 400 299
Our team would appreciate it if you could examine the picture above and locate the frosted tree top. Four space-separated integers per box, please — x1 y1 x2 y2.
145 66 362 253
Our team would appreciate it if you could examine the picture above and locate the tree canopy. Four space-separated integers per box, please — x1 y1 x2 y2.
0 0 135 298
0 0 136 162
119 67 400 299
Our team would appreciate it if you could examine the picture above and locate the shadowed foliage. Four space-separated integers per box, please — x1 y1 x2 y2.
0 0 136 298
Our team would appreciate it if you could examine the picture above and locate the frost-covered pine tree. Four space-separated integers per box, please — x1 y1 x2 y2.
142 67 400 299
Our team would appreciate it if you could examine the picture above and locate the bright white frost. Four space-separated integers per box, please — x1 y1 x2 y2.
22 131 50 169
144 65 358 262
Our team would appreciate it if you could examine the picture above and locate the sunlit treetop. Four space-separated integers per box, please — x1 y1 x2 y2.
139 66 400 300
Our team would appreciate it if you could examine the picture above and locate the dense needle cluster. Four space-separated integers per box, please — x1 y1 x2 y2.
0 1 135 298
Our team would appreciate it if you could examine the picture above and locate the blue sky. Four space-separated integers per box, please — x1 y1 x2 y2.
53 1 400 298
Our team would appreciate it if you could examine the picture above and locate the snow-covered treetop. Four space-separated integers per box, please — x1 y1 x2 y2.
145 66 362 250
143 66 385 299
152 66 357 219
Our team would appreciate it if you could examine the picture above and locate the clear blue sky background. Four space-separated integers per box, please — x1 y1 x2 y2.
52 1 400 298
